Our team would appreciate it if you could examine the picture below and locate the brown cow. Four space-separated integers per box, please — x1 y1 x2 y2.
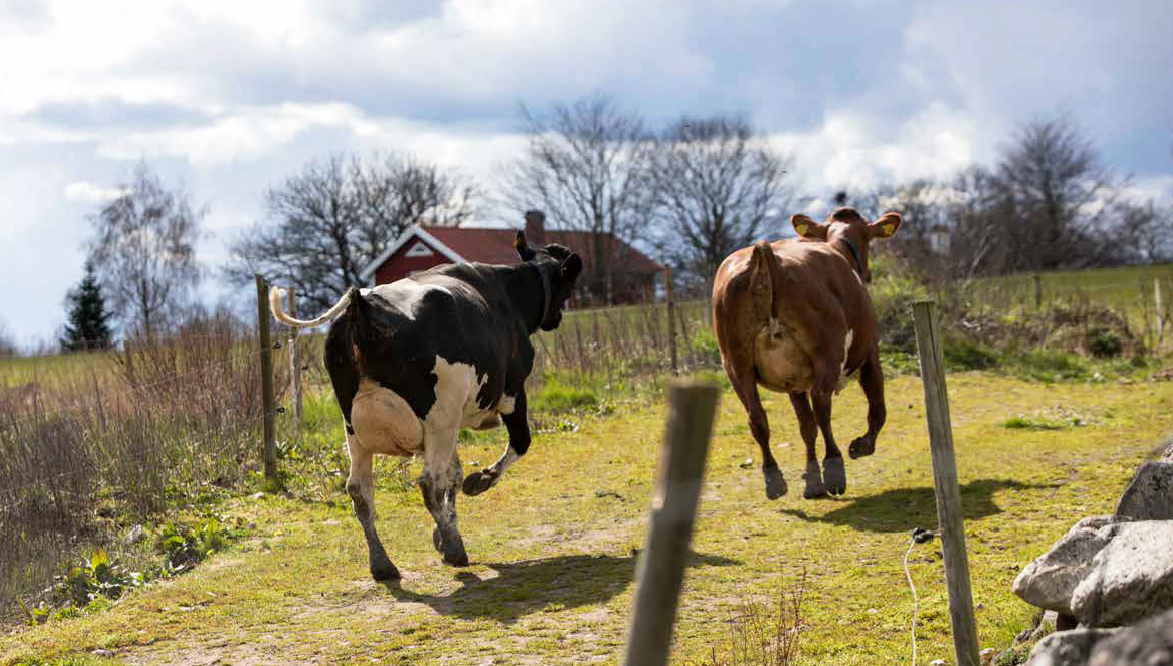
712 207 902 500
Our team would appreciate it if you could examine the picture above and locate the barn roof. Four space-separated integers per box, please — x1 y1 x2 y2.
360 224 661 282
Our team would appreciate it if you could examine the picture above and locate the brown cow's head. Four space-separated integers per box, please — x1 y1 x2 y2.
515 230 583 331
790 207 901 283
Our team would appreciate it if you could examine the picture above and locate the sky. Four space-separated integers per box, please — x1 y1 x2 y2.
1 0 1171 347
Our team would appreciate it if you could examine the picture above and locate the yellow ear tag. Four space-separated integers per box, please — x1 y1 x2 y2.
796 224 808 236
882 224 894 236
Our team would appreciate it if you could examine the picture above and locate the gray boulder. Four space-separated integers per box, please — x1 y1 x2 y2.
1115 461 1173 521
1070 520 1173 627
1013 516 1115 615
1086 607 1173 666
1025 627 1118 666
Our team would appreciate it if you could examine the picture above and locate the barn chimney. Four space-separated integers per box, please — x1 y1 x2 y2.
524 210 546 246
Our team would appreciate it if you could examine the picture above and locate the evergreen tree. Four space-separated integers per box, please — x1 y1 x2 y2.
61 261 114 352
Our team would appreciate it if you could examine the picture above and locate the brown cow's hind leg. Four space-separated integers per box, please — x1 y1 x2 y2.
789 392 827 499
731 368 786 499
810 388 846 496
345 433 399 581
849 349 885 459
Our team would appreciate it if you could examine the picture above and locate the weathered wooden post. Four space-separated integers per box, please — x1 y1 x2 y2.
287 287 303 436
912 300 980 666
622 380 720 666
1155 278 1164 350
255 274 278 487
665 266 678 375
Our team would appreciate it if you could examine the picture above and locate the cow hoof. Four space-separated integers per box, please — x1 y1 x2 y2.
443 551 470 567
370 558 401 581
802 462 827 499
433 528 469 567
848 436 875 459
461 470 495 496
763 465 788 500
823 456 846 496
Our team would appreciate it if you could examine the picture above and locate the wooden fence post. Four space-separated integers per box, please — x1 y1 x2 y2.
665 266 678 375
287 287 303 437
255 274 278 487
622 380 720 666
912 300 980 666
1155 278 1164 350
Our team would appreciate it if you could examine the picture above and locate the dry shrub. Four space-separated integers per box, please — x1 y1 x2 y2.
697 569 808 666
0 307 286 622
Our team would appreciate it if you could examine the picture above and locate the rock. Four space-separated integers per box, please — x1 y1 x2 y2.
1013 516 1115 615
1163 440 1173 462
930 660 946 666
123 523 145 545
1025 627 1118 666
1070 520 1173 627
91 649 114 658
980 647 996 664
1014 518 1173 626
1114 461 1173 521
1086 607 1173 665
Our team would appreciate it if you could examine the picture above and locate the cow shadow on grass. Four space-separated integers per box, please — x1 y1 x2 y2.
380 550 739 623
779 478 1060 533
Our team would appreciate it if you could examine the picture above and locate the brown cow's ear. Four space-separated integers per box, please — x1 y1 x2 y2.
515 231 537 261
791 214 827 239
868 212 902 239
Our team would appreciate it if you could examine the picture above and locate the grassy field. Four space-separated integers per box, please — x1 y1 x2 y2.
965 263 1173 318
4 371 1172 665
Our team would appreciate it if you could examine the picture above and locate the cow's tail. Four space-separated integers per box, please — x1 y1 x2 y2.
268 286 356 328
748 241 781 324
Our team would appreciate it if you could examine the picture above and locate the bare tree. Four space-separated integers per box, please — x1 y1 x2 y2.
502 94 655 304
226 152 478 313
992 116 1121 271
649 115 791 286
87 162 204 336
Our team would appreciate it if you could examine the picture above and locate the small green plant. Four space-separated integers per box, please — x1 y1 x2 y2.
153 516 231 572
943 335 1000 371
1087 326 1123 358
19 550 145 625
689 329 722 365
531 376 599 413
1014 349 1093 382
1003 416 1067 431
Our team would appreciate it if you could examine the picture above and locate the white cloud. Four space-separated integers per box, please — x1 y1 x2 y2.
771 102 987 196
64 181 124 202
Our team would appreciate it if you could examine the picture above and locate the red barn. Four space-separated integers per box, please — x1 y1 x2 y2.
359 211 662 306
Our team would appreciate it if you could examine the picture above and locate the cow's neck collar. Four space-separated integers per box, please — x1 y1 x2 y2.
836 236 864 279
528 260 551 333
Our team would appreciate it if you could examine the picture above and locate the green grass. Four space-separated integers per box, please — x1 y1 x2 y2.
4 372 1173 665
969 263 1173 324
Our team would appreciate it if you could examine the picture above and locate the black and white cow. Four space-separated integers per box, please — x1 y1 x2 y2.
270 231 582 580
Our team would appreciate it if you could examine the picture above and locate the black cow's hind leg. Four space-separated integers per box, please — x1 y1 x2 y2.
345 432 399 581
421 427 468 567
463 389 530 496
